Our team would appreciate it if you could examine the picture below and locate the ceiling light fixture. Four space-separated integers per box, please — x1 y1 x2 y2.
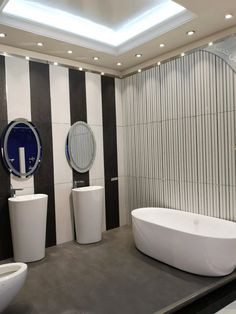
186 30 195 36
93 56 99 61
135 54 142 58
25 56 30 60
0 33 6 38
117 62 122 66
157 61 161 66
160 43 165 48
37 42 43 46
67 50 72 54
225 14 233 19
2 0 187 47
181 52 185 57
101 72 104 75
79 67 83 71
53 62 58 65
138 69 142 73
208 42 213 46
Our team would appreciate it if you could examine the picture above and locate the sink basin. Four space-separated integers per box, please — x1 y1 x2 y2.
8 194 48 262
73 186 103 192
8 194 47 203
72 186 104 244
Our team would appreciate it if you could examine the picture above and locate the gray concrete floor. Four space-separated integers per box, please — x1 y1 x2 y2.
3 226 236 314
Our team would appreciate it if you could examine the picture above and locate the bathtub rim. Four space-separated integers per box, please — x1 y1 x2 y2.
131 207 236 240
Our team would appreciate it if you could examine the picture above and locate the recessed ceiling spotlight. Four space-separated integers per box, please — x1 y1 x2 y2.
157 61 161 66
186 30 195 36
37 42 43 46
208 42 213 46
117 62 122 66
225 14 233 19
135 53 142 58
160 43 165 48
93 56 99 61
53 62 58 66
138 69 142 73
181 52 185 57
3 52 7 56
25 56 30 60
0 33 6 38
67 50 72 54
79 67 83 71
101 72 105 75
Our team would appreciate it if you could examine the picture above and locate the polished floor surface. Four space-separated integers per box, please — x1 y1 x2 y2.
3 226 236 314
216 300 236 313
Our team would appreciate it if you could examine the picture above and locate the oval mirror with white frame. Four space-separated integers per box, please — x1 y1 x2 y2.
66 121 96 173
1 119 42 178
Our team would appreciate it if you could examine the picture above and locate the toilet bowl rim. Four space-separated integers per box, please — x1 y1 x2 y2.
0 262 27 282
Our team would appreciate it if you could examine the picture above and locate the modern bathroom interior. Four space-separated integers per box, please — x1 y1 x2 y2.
0 0 236 313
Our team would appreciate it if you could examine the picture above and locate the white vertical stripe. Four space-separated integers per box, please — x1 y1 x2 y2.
6 56 31 122
85 72 106 230
115 78 126 186
49 65 73 244
5 56 34 192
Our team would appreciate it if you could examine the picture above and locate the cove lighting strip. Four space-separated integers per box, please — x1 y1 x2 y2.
3 0 186 46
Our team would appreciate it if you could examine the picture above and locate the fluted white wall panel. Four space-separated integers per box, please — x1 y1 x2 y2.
122 50 236 222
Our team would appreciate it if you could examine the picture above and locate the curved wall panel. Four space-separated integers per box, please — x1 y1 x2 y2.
122 50 236 221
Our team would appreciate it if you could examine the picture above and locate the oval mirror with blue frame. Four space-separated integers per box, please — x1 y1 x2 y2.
1 119 42 178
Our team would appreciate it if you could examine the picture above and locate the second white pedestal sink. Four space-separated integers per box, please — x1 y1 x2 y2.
72 186 104 244
8 194 48 262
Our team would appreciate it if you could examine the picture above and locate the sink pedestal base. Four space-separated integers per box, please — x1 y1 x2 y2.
9 194 48 263
72 186 104 244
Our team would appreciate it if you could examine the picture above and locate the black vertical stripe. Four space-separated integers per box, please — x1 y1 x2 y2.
68 69 89 186
101 76 119 229
29 61 56 247
0 56 12 260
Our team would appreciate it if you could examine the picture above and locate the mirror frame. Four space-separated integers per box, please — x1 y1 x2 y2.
1 119 42 178
66 121 96 173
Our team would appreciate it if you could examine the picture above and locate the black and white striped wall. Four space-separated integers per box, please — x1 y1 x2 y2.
122 50 236 222
0 55 126 261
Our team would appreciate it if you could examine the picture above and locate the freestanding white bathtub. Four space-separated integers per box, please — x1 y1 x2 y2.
132 208 236 277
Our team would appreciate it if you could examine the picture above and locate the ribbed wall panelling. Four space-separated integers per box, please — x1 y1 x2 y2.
0 56 12 259
69 69 89 186
122 50 236 222
29 61 56 247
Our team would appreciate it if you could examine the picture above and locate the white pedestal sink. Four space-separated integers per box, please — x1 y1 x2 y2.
8 194 48 262
72 186 104 244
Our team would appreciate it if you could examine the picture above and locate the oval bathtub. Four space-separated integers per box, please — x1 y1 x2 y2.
131 208 236 276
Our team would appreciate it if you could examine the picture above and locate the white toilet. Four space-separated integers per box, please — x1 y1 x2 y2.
0 263 27 312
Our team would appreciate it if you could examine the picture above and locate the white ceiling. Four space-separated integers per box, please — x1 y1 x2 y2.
36 0 164 29
0 0 235 74
1 0 193 53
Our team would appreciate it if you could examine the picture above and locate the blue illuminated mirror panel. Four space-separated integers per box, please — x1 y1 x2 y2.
1 119 42 178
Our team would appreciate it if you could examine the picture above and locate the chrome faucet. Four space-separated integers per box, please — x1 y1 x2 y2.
10 184 23 197
73 180 85 188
